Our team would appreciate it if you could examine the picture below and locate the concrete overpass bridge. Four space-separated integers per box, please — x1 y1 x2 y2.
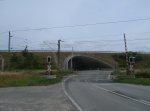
0 50 116 71
59 51 115 71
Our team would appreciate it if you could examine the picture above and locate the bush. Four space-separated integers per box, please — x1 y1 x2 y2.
111 70 121 75
111 70 128 80
135 70 150 78
112 54 126 67
112 52 144 68
112 69 137 80
9 51 43 70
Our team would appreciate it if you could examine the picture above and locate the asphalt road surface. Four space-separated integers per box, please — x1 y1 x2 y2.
0 84 77 111
64 70 150 111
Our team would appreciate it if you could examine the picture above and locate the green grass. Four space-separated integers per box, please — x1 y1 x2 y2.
112 69 150 85
0 70 72 87
135 70 150 78
115 78 150 85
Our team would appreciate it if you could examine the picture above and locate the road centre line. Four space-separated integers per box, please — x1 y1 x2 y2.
93 84 150 106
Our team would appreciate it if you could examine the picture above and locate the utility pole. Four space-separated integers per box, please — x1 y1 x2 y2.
8 31 12 52
71 47 73 71
124 33 129 75
57 39 63 71
8 31 12 70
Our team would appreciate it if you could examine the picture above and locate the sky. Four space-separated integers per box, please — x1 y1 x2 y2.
0 0 150 52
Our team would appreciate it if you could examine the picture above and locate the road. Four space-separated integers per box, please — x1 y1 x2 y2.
64 70 150 111
0 84 77 111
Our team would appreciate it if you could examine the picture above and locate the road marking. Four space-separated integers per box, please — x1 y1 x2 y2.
93 84 150 106
141 100 150 105
62 76 84 111
100 83 112 85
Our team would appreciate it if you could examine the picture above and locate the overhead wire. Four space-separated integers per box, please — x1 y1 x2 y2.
0 16 150 51
67 38 150 44
0 17 150 34
11 17 150 32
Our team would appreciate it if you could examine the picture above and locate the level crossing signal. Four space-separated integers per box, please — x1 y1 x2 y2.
47 56 51 63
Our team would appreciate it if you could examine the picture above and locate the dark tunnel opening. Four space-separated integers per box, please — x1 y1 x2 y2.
68 56 112 71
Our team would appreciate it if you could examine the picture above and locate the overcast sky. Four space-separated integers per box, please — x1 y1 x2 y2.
0 0 150 52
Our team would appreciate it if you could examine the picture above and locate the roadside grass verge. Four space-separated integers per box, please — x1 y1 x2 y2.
135 69 150 78
114 78 150 85
112 69 150 85
0 70 72 87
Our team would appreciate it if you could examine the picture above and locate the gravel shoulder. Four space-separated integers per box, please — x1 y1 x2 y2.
0 83 77 111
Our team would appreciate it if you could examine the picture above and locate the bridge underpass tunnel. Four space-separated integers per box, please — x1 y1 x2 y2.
68 56 111 71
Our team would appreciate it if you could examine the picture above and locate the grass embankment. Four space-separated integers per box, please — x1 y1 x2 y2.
115 78 150 85
0 70 72 87
113 70 150 85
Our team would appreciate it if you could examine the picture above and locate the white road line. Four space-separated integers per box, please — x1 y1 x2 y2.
62 76 84 111
100 83 112 85
141 100 150 105
93 84 150 106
